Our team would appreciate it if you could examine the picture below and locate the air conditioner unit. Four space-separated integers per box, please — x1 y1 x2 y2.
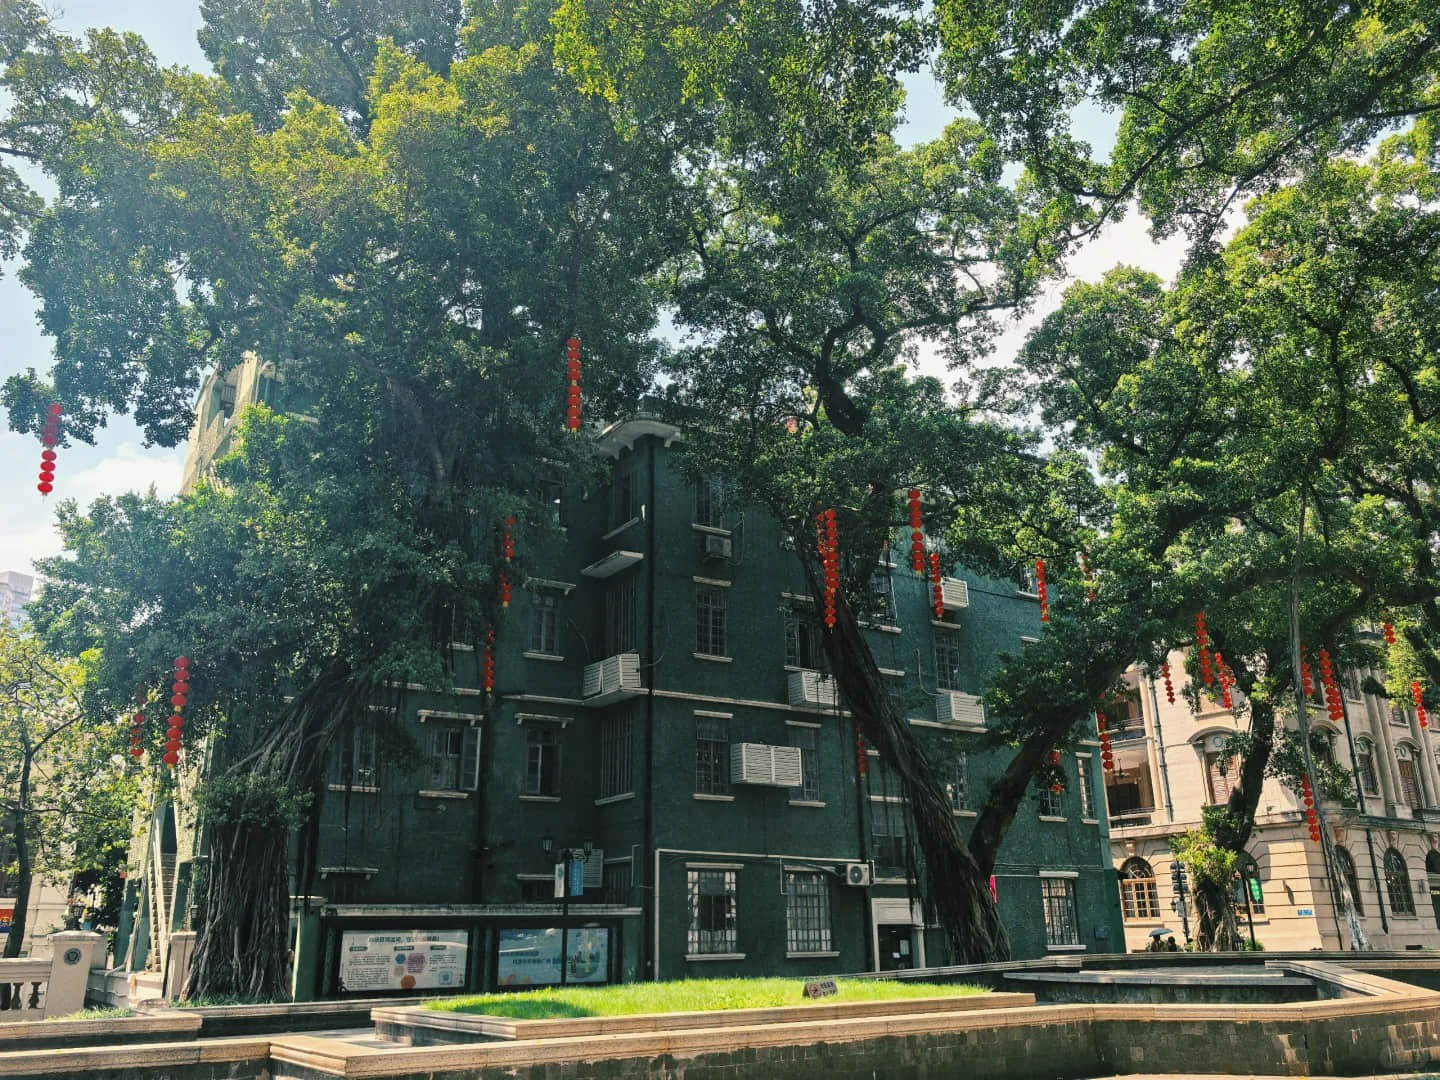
936 691 985 726
730 743 804 787
582 652 643 703
844 862 872 887
940 577 969 610
703 534 733 560
788 670 839 711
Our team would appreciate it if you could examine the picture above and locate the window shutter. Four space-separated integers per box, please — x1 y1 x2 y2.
461 725 482 792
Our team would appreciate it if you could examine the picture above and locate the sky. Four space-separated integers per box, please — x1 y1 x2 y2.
0 1 1187 582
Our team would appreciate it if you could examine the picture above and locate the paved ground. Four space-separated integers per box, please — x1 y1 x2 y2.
1087 1075 1440 1079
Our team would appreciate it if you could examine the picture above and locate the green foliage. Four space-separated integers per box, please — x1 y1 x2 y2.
431 977 985 1018
194 771 311 832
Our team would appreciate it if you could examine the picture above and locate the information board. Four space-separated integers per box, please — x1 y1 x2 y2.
338 929 469 993
496 927 611 987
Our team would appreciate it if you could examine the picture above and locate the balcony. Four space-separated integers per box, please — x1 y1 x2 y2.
1107 806 1157 829
582 652 643 706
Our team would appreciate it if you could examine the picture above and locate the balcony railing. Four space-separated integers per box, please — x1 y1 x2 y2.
1107 806 1157 827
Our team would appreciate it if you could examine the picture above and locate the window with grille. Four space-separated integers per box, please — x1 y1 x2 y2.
695 585 727 656
606 575 637 654
1356 739 1380 796
695 476 725 528
1398 756 1424 809
330 723 378 788
1385 848 1415 915
866 569 897 625
425 726 464 790
1041 876 1080 946
1077 755 1095 818
1119 858 1160 920
790 727 820 801
525 726 561 796
1335 846 1364 915
695 717 730 795
870 802 909 879
1390 704 1412 727
600 710 634 798
1232 854 1264 915
687 869 737 954
784 872 832 953
528 589 561 655
602 860 632 904
946 753 968 812
1039 783 1065 817
1205 750 1240 804
935 631 963 692
784 605 824 670
609 472 637 528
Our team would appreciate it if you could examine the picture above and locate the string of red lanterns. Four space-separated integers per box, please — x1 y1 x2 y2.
37 403 61 495
1049 749 1063 793
853 719 868 777
501 516 516 562
1301 773 1320 843
483 627 497 693
565 337 582 433
1214 651 1234 710
816 509 840 629
929 550 944 620
1097 708 1114 771
1195 611 1213 687
907 489 924 576
128 687 147 760
1161 661 1176 705
498 571 512 609
1412 681 1429 730
1035 558 1049 623
1383 621 1397 647
1300 647 1315 699
1317 648 1344 724
164 657 190 768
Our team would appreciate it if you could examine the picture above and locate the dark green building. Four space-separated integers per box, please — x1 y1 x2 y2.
121 406 1124 999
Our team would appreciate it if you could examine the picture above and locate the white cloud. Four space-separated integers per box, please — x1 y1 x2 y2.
66 442 184 508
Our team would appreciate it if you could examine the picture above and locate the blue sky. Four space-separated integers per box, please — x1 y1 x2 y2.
0 1 1185 579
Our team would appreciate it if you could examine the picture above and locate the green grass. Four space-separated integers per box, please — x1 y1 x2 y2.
48 1005 134 1021
428 977 985 1020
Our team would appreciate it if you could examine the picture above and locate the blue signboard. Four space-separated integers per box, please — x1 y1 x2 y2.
568 856 585 897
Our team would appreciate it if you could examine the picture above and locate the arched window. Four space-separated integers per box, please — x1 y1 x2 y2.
1334 846 1363 916
1231 853 1264 915
1119 857 1160 920
1385 848 1415 915
1396 744 1425 810
1354 739 1379 797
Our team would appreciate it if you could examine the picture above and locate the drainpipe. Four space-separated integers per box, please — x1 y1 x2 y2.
1146 673 1175 821
644 437 658 980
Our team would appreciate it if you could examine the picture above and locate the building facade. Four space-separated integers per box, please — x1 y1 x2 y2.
119 387 1125 998
0 571 34 627
1110 651 1440 952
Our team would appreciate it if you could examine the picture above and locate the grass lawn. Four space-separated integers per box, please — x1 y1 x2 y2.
428 977 986 1020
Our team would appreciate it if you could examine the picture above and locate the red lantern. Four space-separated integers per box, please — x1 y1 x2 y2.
1035 558 1049 623
1195 611 1213 686
907 490 924 575
1384 621 1397 646
36 403 61 496
1161 661 1175 705
162 750 179 766
498 571 511 609
930 551 944 619
170 693 187 708
1413 681 1428 729
174 656 190 669
129 746 144 759
564 337 582 432
502 516 516 561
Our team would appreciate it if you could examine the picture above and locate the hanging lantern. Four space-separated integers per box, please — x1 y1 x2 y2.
162 750 179 766
1035 558 1049 623
1300 648 1315 699
37 403 61 495
1097 710 1114 770
1195 612 1213 686
853 720 867 777
565 337 582 433
1413 681 1429 729
1383 621 1397 647
483 627 497 693
907 490 924 575
929 551 944 619
1161 661 1176 705
1213 652 1234 710
502 516 516 562
1318 649 1344 722
818 509 840 630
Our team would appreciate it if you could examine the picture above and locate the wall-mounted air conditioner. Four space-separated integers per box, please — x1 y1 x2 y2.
936 691 985 726
940 578 969 610
788 670 839 711
844 862 872 887
582 652 643 704
703 534 733 560
730 743 804 787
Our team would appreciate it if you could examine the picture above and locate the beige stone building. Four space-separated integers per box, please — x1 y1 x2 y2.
1109 648 1440 952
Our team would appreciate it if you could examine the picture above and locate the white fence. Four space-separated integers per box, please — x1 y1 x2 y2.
0 931 105 1020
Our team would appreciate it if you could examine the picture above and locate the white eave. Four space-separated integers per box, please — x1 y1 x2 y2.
594 416 683 458
581 550 645 578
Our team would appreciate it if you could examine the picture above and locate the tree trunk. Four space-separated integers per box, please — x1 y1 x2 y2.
1190 876 1243 952
186 815 292 1001
820 586 1010 963
5 754 33 961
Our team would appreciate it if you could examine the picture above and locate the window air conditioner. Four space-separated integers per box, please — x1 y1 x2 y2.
703 534 733 560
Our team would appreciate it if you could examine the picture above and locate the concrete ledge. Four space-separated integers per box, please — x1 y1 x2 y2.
140 995 429 1037
0 1011 202 1051
0 1035 268 1078
372 990 1036 1045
